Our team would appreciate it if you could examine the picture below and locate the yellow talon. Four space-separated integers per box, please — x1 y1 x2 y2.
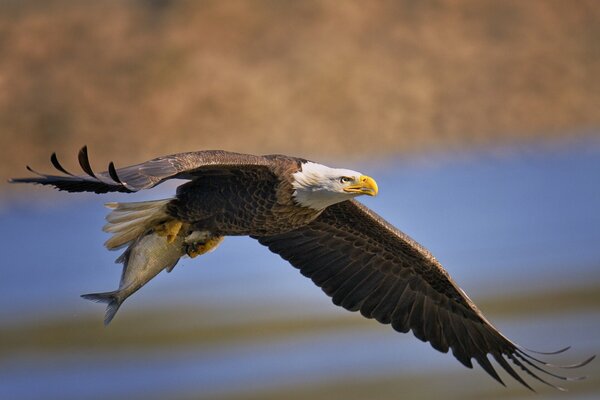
156 220 183 243
186 236 224 258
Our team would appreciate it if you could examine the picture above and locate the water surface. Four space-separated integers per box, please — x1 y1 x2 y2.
1 139 599 399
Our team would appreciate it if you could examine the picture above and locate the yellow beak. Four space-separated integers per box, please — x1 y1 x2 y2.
343 175 378 196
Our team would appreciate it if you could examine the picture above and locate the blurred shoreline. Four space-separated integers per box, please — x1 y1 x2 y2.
1 287 599 400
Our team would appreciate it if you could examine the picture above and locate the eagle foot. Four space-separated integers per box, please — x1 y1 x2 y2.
185 235 224 258
155 220 183 243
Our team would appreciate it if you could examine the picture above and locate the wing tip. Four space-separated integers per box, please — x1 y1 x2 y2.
517 347 596 369
521 345 571 355
50 151 75 175
12 146 139 193
78 145 97 178
499 345 595 391
108 161 122 183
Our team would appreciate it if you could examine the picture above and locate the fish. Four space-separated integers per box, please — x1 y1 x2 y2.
81 230 186 325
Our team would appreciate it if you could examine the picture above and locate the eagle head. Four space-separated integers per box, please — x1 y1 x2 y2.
292 162 378 210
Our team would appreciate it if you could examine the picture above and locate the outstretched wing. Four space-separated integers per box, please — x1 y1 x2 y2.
10 146 271 193
255 200 593 390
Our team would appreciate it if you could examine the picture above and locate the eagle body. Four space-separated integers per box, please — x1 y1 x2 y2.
167 154 322 236
10 147 593 391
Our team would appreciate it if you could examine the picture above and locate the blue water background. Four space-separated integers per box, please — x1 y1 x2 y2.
0 138 599 399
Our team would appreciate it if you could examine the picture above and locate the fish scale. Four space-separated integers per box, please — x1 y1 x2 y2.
82 231 187 325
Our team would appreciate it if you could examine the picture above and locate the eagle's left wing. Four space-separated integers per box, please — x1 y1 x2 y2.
10 146 271 193
255 200 593 390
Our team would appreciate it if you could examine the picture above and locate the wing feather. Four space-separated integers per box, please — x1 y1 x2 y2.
339 270 383 311
255 199 592 390
374 278 409 325
10 146 271 193
359 277 398 319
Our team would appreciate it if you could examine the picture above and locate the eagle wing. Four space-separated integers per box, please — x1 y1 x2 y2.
256 200 593 390
10 146 271 193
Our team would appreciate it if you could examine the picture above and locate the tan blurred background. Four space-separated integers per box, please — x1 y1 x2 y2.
1 0 599 185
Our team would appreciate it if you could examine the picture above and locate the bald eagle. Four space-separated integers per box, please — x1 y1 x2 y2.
10 147 593 390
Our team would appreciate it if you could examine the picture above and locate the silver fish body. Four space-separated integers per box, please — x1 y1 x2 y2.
82 231 185 325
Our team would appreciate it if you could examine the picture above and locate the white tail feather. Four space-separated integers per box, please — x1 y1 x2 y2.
105 208 159 224
103 199 172 250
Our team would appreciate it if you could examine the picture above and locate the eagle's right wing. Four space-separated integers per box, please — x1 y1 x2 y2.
256 200 594 391
10 146 271 193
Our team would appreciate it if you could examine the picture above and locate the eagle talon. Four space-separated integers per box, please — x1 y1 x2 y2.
185 236 224 258
185 243 201 258
155 220 183 243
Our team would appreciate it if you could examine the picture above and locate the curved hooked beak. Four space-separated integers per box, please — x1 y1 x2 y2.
343 175 379 196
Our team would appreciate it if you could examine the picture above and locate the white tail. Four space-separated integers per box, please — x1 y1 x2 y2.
103 199 172 250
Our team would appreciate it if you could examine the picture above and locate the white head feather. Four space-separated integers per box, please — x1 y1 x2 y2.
292 162 366 210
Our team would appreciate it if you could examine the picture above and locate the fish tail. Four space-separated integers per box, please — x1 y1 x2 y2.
81 291 123 326
103 199 172 250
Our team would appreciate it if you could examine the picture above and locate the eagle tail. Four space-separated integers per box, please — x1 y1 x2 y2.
81 290 122 326
103 199 172 250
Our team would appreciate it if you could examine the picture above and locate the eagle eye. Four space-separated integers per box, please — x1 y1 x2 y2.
340 176 353 184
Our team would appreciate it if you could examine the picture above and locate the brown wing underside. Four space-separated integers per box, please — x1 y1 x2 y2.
255 200 593 390
9 146 272 193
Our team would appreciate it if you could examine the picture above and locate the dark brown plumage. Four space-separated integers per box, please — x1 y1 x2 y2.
256 200 594 390
10 147 594 391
